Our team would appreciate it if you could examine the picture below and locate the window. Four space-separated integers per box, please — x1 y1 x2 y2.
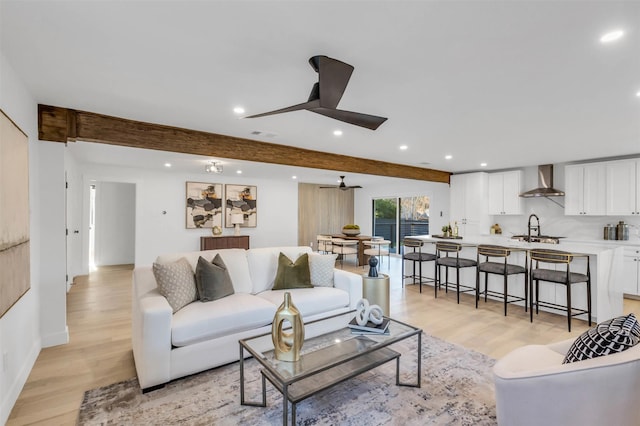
372 196 430 254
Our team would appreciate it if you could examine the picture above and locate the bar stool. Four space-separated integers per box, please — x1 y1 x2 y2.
476 245 528 316
529 249 592 332
401 238 436 293
435 242 477 303
331 238 359 268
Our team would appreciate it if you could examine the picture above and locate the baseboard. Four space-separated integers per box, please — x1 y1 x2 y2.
41 325 69 348
0 337 40 425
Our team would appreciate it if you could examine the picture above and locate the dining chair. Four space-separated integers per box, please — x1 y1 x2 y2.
331 238 359 268
363 239 391 269
316 235 333 254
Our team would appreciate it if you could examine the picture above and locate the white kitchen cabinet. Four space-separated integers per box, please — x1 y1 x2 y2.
564 163 606 215
450 172 489 236
622 246 640 296
606 159 640 216
488 170 523 215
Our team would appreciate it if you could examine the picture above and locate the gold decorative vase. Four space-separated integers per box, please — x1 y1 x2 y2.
272 292 305 362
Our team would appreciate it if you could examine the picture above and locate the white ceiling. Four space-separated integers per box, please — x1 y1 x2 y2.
1 1 639 186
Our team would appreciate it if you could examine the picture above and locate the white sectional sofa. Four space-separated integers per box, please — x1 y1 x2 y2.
132 246 362 390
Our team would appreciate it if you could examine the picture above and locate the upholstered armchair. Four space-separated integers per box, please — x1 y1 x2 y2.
493 338 640 426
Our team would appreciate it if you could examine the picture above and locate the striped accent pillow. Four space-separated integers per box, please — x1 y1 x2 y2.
563 313 640 364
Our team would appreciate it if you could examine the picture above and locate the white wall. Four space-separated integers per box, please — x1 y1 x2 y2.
94 182 136 266
71 162 299 269
353 176 451 239
0 52 43 425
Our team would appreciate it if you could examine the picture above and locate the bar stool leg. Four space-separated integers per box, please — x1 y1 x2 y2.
566 283 572 332
587 280 592 326
475 267 480 309
503 274 508 316
419 258 423 294
456 266 461 304
484 271 489 302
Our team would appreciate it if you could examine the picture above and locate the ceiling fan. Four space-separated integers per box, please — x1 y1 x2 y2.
320 176 362 191
245 55 387 130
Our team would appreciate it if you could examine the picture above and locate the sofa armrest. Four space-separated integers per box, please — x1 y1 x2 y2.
132 267 173 390
333 268 363 309
494 342 640 426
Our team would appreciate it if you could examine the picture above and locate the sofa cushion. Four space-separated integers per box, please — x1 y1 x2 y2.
171 293 277 346
257 287 349 317
156 249 253 294
273 253 313 290
563 313 640 364
152 258 197 313
308 253 337 287
195 255 235 302
248 247 313 293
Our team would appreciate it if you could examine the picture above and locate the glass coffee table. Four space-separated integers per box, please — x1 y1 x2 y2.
239 312 422 425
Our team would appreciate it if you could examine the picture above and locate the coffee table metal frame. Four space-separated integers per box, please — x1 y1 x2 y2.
239 311 422 425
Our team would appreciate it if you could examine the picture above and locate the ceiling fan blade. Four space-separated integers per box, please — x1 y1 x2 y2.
245 100 320 118
310 107 388 130
309 55 354 109
319 186 339 189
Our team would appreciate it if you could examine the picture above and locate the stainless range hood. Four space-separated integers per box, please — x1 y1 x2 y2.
520 164 565 198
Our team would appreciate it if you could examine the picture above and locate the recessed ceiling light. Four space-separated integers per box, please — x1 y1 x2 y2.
233 106 245 114
480 162 487 167
292 175 297 180
333 130 343 136
600 30 624 43
445 155 452 160
164 163 171 168
636 90 640 97
236 170 242 174
399 145 408 150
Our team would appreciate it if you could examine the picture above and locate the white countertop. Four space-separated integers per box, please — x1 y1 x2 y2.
411 234 625 256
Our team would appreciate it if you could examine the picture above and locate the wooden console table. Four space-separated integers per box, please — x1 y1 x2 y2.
200 235 250 250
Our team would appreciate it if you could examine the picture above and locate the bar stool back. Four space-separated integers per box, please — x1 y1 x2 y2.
401 238 436 293
476 245 528 315
435 242 477 303
529 249 592 332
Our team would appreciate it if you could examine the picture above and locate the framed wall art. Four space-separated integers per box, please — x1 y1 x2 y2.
225 184 257 228
1 109 30 318
185 182 223 229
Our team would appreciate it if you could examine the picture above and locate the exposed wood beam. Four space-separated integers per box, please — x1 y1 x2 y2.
38 104 450 183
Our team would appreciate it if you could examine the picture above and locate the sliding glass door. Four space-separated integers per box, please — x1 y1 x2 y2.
372 196 430 254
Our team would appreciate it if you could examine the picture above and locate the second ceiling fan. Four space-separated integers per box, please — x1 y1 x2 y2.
320 176 362 191
246 55 387 130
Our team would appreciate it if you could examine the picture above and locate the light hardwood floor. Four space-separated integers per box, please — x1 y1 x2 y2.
8 257 640 425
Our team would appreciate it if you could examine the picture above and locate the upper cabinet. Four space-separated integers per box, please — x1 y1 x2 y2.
450 172 489 236
606 159 640 216
488 170 523 215
564 163 606 215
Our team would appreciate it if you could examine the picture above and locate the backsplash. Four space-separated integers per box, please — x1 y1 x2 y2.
488 164 640 242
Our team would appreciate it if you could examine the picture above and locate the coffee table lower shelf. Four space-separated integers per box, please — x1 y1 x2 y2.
262 346 400 404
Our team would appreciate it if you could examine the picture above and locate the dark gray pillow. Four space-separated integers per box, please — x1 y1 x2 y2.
195 254 235 302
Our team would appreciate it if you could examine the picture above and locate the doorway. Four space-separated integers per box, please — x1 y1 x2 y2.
89 181 136 271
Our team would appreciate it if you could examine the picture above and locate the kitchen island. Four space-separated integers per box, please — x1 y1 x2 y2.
406 235 624 322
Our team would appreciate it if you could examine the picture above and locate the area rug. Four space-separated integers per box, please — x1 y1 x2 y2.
78 334 497 425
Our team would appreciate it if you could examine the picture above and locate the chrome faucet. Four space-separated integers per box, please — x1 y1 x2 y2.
528 214 540 241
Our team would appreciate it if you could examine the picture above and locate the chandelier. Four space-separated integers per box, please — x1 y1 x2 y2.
205 161 223 174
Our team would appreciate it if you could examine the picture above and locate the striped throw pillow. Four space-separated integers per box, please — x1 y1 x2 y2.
563 313 640 364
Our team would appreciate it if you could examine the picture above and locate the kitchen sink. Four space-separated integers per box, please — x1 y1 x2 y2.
511 235 563 244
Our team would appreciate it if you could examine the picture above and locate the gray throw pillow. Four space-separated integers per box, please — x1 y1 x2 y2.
153 257 197 313
195 254 235 302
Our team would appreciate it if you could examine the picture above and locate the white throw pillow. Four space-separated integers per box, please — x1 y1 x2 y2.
153 257 197 313
308 253 337 287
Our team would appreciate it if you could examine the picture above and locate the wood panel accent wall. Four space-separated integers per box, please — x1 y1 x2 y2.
0 109 30 318
38 105 450 184
298 183 354 249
